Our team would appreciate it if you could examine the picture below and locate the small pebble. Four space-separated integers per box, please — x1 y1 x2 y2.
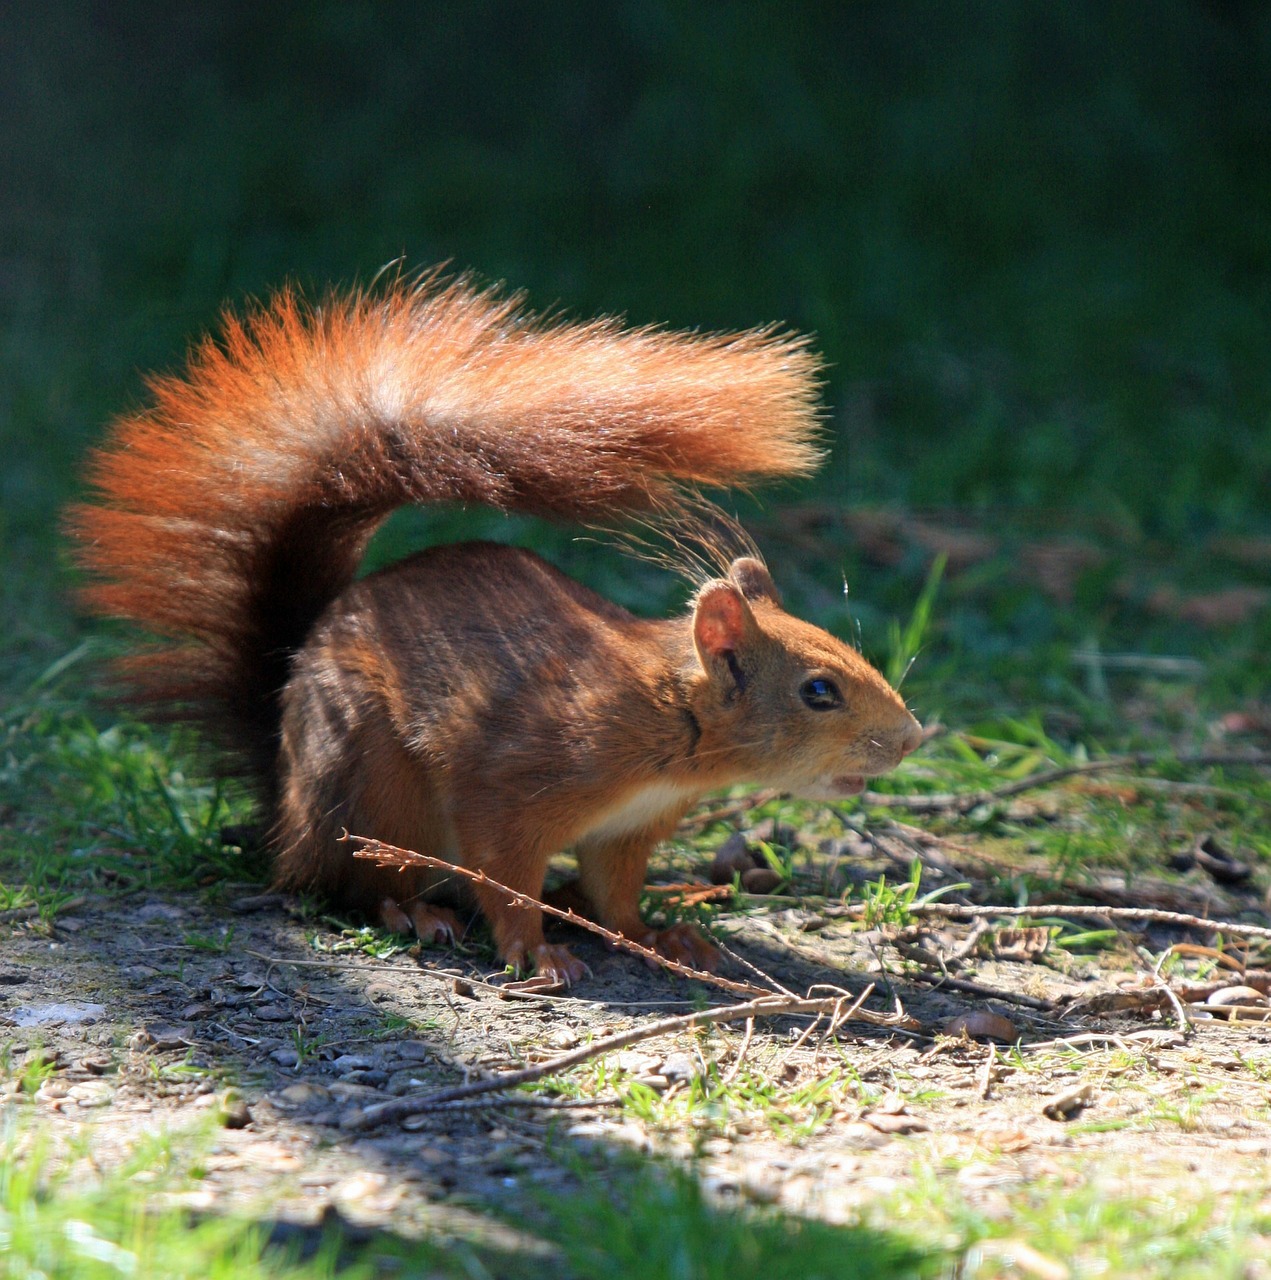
339 1069 389 1087
392 1041 432 1063
709 832 757 885
252 1004 294 1022
332 1054 376 1072
139 1023 192 1050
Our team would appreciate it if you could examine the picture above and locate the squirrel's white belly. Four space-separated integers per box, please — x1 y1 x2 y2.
580 780 700 843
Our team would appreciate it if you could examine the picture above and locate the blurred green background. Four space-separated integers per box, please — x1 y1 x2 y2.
4 0 1270 709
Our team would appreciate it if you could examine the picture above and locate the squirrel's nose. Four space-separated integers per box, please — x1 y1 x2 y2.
899 717 924 757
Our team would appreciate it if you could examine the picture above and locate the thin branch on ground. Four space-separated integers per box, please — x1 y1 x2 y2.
840 900 1271 943
341 983 909 1131
861 750 1271 815
346 833 774 999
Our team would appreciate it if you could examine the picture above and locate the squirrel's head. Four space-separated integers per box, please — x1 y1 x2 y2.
688 557 923 799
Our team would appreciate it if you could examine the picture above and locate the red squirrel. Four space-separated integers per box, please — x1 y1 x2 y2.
70 274 922 984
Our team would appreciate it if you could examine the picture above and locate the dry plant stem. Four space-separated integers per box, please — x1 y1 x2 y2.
342 985 896 1131
862 750 1271 815
346 834 773 998
785 990 859 1070
977 1043 997 1100
1157 981 1192 1031
781 1010 824 1068
847 901 1271 943
1149 948 1193 1031
720 1016 755 1086
818 987 868 1058
711 936 798 997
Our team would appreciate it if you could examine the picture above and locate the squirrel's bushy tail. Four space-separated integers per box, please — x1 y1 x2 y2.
68 272 823 782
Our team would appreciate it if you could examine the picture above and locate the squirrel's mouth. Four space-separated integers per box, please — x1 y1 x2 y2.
830 774 866 795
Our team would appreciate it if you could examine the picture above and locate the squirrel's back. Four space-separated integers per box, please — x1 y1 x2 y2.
68 272 823 791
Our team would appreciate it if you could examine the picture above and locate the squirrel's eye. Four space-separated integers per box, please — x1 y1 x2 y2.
799 677 843 711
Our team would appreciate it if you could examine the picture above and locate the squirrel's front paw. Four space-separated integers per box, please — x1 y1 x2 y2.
648 923 719 972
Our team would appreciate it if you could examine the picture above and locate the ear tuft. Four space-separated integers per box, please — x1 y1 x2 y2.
728 557 781 605
693 582 750 659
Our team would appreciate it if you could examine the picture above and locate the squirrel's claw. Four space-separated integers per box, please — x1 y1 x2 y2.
509 942 590 988
378 896 463 947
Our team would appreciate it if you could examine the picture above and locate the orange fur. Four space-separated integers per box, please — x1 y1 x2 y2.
69 271 920 984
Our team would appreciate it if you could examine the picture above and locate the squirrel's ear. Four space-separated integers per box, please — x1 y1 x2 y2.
692 581 754 662
728 557 781 605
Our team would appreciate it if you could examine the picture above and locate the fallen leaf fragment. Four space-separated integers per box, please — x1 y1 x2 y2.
136 1022 193 1050
500 975 567 997
943 1011 1020 1043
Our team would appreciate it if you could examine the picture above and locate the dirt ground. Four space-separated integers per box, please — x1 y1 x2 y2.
7 828 1271 1266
